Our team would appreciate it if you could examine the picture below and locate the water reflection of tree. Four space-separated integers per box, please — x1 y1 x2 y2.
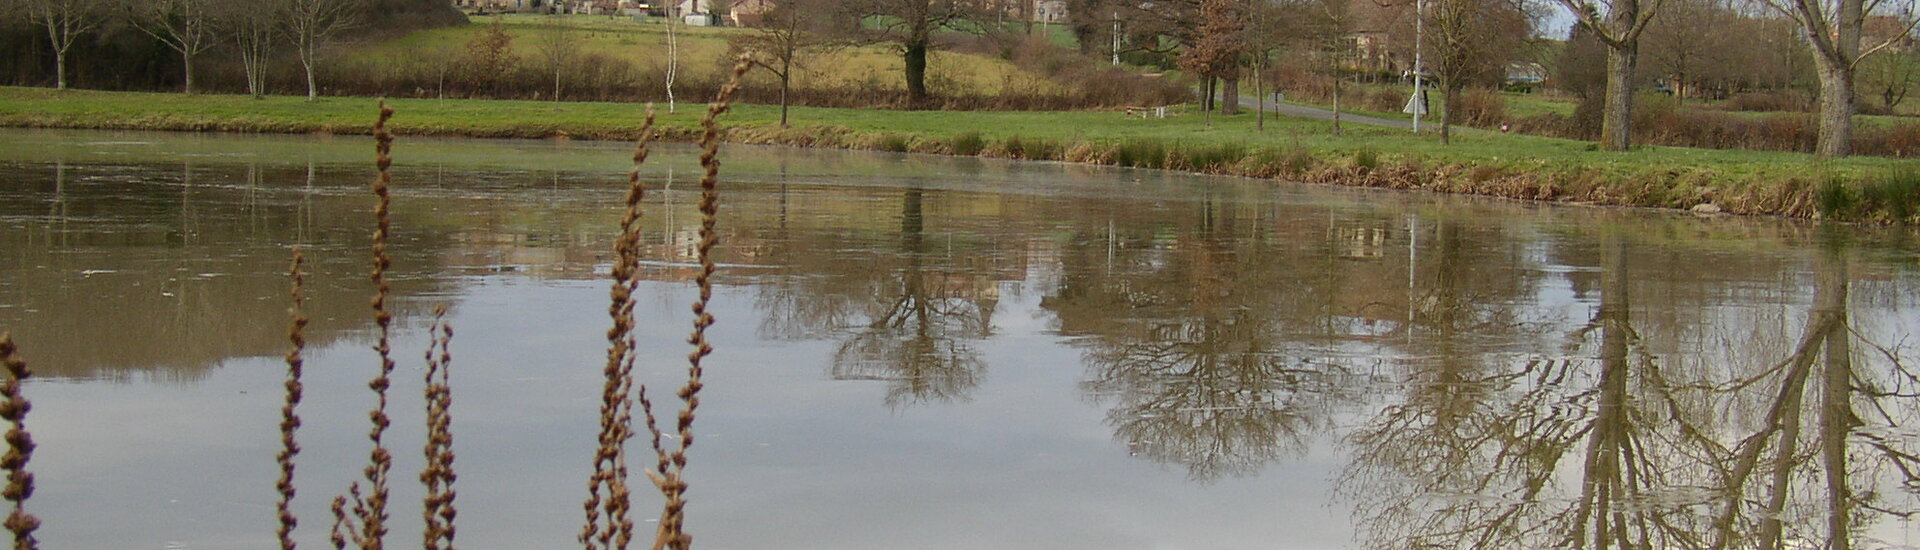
753 187 1000 407
1341 233 1920 550
1046 197 1367 481
1702 242 1920 550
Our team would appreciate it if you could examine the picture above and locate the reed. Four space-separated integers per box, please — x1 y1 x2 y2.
648 58 750 550
334 99 401 550
0 334 37 550
278 248 309 550
420 305 457 550
582 104 657 550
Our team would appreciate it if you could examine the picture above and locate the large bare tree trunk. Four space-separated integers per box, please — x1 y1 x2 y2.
905 37 929 108
1601 43 1637 151
1552 0 1661 152
1814 61 1855 158
1221 75 1239 115
1816 247 1854 550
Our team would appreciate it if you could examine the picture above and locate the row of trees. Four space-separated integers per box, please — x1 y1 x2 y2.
17 0 357 96
6 0 462 96
1059 0 1910 157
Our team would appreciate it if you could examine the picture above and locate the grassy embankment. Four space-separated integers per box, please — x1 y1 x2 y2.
4 86 1918 222
328 14 1116 105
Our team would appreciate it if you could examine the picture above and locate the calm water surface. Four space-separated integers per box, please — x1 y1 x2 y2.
4 128 1920 549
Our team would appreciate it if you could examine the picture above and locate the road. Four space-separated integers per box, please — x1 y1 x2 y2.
1237 96 1415 129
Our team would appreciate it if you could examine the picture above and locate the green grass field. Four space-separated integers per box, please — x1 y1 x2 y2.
2 86 1912 221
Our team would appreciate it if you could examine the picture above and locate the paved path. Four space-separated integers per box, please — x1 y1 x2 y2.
1236 96 1415 129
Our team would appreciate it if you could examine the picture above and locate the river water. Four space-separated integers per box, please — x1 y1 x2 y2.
3 128 1920 549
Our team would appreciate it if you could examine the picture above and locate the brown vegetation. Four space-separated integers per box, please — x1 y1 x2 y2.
277 249 308 550
0 334 37 550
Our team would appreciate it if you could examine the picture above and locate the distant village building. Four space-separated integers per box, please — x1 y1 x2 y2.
1033 0 1066 23
728 0 775 26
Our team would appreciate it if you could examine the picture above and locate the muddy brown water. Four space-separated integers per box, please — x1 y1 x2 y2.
3 128 1920 549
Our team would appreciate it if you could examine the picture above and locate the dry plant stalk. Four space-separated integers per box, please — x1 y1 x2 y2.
582 106 658 550
648 59 751 550
337 100 400 550
0 334 37 550
420 305 457 550
278 248 310 550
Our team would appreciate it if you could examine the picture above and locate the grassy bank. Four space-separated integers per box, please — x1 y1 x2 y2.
4 86 1917 222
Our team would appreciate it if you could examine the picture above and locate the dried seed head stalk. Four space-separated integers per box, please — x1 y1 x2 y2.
331 488 362 550
651 58 750 550
278 248 309 550
358 100 399 550
584 107 658 550
420 305 457 550
0 334 37 550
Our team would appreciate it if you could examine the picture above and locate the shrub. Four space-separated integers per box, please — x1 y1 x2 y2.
1172 142 1246 171
950 131 986 156
1855 122 1920 158
1113 139 1171 168
1725 91 1810 113
1816 177 1857 220
1353 149 1380 171
1454 89 1508 128
1861 169 1920 222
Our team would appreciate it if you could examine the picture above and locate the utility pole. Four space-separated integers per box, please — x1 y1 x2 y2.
1412 0 1424 133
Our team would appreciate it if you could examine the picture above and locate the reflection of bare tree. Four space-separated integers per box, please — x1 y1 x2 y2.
1705 243 1920 550
1344 232 1920 550
831 189 994 407
1082 308 1339 481
753 188 997 407
1342 233 1723 549
1047 198 1360 482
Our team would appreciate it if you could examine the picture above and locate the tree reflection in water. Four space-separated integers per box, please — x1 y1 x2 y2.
1341 231 1920 550
1046 196 1368 481
754 187 997 408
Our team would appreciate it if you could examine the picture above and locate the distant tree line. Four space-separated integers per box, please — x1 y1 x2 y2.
6 0 1919 158
0 0 465 97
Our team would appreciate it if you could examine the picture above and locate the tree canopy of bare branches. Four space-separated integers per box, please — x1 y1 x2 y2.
1751 0 1920 156
730 0 845 127
23 0 102 90
282 0 360 100
847 0 989 108
128 0 217 94
1550 0 1667 151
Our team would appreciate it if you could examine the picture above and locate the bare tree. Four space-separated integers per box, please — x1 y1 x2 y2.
1861 48 1920 110
129 0 217 94
1550 0 1667 151
221 0 283 98
665 9 680 112
1427 0 1534 143
1180 0 1245 120
1751 0 1919 157
848 0 988 108
281 0 359 100
534 14 581 102
24 0 103 90
729 0 843 127
1642 0 1738 101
